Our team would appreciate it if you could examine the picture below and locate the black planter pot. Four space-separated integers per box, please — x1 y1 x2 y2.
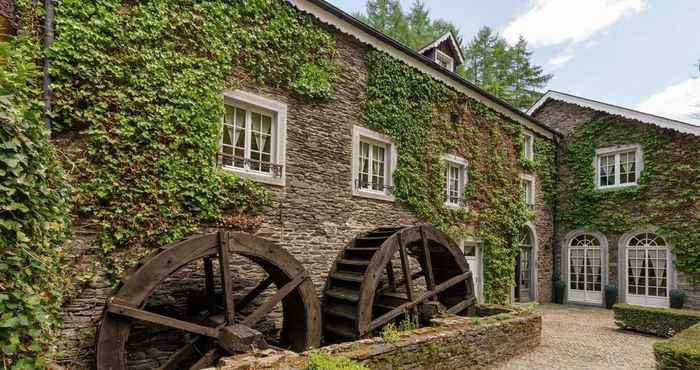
670 289 685 309
604 285 618 309
554 280 566 304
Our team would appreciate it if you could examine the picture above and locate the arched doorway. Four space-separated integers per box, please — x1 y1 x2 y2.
515 225 537 302
567 234 604 304
620 230 673 308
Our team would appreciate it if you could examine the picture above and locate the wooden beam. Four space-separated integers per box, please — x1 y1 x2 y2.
107 299 219 338
397 234 415 302
242 272 308 327
188 348 219 370
419 226 436 298
446 297 476 315
376 271 423 296
367 271 472 332
235 276 274 313
157 337 202 370
204 257 216 314
218 231 236 324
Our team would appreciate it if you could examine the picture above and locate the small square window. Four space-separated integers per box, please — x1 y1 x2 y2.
595 145 642 190
443 154 468 209
523 132 534 161
352 126 396 201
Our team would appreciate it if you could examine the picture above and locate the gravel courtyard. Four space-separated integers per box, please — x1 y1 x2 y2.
494 304 660 370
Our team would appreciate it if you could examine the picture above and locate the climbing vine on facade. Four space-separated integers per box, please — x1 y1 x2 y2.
0 35 71 368
559 115 700 280
363 50 530 304
49 0 339 278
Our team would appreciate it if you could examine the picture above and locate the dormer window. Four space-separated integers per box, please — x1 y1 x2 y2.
435 50 454 71
418 32 465 73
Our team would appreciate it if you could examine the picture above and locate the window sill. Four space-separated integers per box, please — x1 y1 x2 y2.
352 188 395 202
595 183 639 192
444 202 468 211
221 166 285 187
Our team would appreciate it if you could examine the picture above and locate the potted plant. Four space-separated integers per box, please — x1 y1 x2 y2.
553 276 566 304
604 284 618 309
670 289 686 309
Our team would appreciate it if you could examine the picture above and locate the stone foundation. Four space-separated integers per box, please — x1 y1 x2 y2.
215 309 542 370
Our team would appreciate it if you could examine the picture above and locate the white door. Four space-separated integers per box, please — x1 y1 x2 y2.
568 234 603 305
463 243 483 302
626 233 670 308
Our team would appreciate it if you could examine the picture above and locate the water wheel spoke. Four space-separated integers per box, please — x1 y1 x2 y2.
367 270 472 332
397 233 415 302
204 257 217 315
187 348 219 370
235 275 274 313
241 272 308 327
157 336 204 370
217 231 236 324
419 226 436 294
106 299 219 338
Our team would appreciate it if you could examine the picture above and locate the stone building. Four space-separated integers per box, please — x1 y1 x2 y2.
530 90 700 309
51 0 558 366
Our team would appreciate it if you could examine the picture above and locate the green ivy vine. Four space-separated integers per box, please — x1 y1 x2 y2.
364 50 531 304
0 31 71 369
48 0 339 278
560 114 700 281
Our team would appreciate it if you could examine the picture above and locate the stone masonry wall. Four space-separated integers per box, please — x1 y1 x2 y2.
533 100 700 309
56 19 555 369
216 312 542 370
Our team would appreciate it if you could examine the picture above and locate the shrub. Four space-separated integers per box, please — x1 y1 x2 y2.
380 323 400 343
613 304 700 337
654 323 700 370
305 352 369 370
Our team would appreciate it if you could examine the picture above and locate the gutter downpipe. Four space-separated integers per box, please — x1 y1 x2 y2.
42 0 53 131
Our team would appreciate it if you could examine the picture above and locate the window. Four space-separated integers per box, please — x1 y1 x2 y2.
443 154 468 208
352 126 396 201
220 91 287 186
520 174 535 208
568 234 603 304
435 50 454 71
523 131 534 161
595 145 642 190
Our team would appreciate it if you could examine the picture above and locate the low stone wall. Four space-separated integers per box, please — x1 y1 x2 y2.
216 311 542 370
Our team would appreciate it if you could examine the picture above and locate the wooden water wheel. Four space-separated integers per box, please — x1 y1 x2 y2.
96 231 321 370
322 225 476 341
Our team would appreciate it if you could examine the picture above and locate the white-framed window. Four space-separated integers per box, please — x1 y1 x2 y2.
442 154 468 208
523 131 534 161
220 90 287 186
520 174 535 208
352 126 396 201
435 49 454 71
594 144 643 190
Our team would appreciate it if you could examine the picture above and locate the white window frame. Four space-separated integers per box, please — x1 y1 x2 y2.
594 144 643 191
442 154 468 209
520 173 535 208
220 90 287 186
523 131 534 161
352 126 396 202
434 49 454 71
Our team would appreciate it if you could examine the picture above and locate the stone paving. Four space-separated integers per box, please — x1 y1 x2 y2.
493 304 660 370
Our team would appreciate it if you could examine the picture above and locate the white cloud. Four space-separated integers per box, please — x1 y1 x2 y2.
546 48 576 69
637 78 700 125
504 0 646 47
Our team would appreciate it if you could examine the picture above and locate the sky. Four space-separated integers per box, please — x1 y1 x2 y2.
327 0 700 125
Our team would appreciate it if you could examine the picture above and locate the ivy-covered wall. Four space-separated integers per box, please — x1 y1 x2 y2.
2 0 557 367
0 28 71 370
534 100 700 308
